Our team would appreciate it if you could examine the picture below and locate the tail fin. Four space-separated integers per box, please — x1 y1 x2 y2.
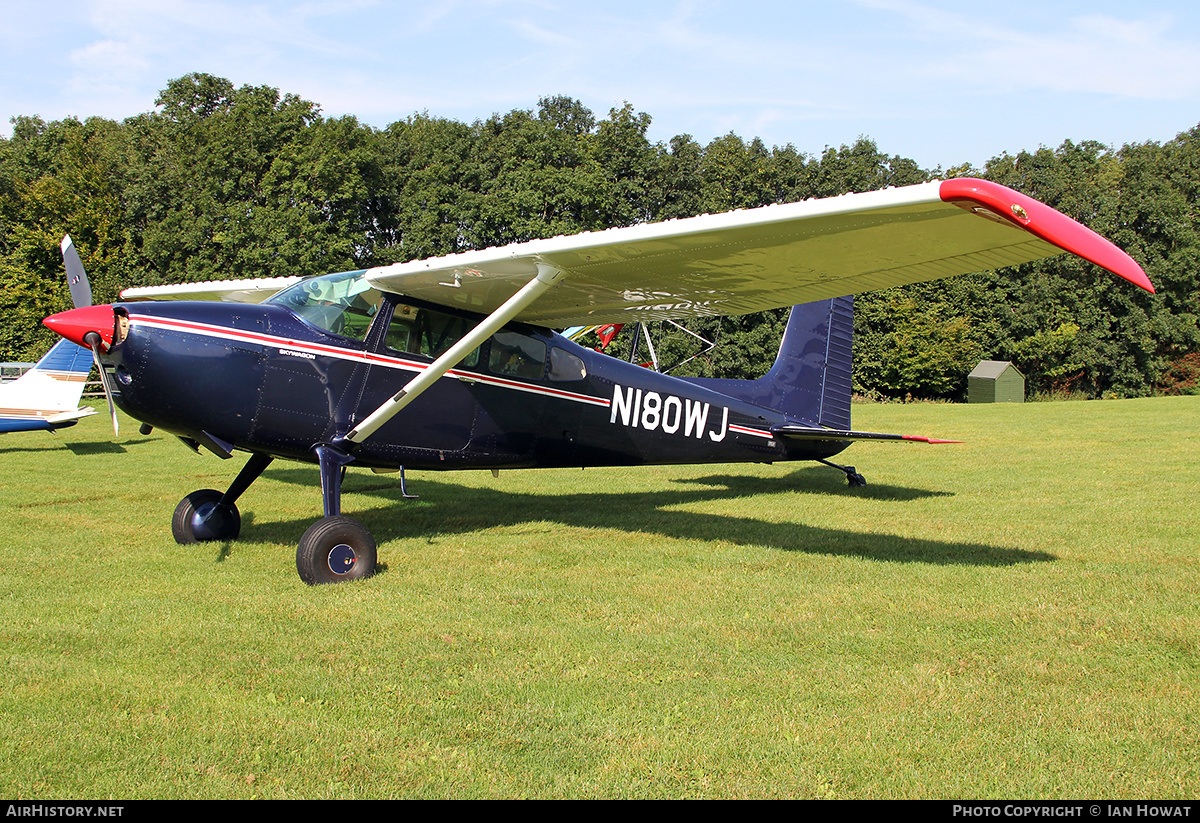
0 340 96 433
681 296 854 427
0 235 98 434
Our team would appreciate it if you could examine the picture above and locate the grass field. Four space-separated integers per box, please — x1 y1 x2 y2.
1 396 1197 798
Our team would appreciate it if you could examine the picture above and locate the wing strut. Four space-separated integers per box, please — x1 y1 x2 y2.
343 263 567 445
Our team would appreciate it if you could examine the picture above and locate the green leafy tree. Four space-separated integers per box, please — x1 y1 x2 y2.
466 97 606 247
0 115 128 359
120 73 380 286
376 113 479 261
977 139 1180 397
853 295 983 399
1 72 1196 397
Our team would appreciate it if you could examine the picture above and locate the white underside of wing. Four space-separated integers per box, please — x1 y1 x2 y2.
364 181 1060 326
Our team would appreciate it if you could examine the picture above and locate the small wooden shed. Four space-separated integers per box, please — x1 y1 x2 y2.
968 360 1025 403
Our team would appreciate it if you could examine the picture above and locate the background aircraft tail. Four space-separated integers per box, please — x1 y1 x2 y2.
0 235 98 434
681 296 854 428
0 340 96 433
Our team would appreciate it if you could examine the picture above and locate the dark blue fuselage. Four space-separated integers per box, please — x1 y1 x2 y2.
102 296 848 470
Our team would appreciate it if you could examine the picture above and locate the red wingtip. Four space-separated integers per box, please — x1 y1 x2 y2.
940 178 1155 294
43 304 117 350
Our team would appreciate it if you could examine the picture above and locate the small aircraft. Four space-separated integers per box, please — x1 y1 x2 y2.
1 237 97 434
42 178 1154 584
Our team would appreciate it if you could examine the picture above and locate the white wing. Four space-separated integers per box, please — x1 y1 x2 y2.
120 276 304 303
364 178 1151 327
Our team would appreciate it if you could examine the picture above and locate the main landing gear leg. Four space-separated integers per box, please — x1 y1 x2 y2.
817 458 867 488
172 452 274 543
295 444 377 585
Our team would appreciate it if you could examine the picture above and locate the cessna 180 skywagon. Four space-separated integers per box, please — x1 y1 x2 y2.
43 179 1154 584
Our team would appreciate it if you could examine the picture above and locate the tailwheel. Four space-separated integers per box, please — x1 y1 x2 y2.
296 516 377 585
817 458 867 488
172 489 242 543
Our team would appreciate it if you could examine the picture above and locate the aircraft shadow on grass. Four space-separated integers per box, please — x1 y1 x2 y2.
63 436 163 456
243 465 1053 568
0 434 160 457
0 431 164 458
673 468 953 503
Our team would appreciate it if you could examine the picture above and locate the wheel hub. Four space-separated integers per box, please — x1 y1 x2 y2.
327 543 357 575
190 501 236 541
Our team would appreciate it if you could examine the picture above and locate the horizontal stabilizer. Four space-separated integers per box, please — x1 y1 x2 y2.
0 339 94 426
772 424 960 444
45 407 98 425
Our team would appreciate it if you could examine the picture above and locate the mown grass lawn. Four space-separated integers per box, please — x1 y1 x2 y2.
1 396 1196 798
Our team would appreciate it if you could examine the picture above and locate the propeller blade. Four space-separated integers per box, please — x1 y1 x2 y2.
60 236 93 309
84 332 119 437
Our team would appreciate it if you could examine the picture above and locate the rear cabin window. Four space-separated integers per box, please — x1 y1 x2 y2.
488 332 546 379
548 347 587 381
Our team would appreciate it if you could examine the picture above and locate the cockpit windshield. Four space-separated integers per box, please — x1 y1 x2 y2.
266 270 383 341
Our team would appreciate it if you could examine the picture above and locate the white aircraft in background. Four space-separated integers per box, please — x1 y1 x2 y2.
1 237 97 435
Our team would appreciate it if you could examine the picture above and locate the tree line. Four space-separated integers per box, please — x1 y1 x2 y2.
2 72 1196 399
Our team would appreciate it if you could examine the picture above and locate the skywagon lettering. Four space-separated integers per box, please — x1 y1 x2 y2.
609 384 727 442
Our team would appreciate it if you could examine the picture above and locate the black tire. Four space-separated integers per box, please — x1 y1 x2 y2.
296 516 377 585
171 489 241 544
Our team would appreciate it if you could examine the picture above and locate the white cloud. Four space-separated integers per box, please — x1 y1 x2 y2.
850 1 1200 99
66 39 150 96
1005 14 1200 98
4 1 1198 167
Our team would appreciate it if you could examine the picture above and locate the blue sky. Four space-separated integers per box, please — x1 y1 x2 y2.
3 0 1199 171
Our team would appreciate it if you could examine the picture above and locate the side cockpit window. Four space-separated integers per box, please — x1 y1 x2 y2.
386 303 480 368
266 270 382 341
378 299 560 382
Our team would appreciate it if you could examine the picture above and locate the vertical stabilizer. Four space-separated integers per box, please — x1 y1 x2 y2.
0 235 98 433
681 296 854 428
0 340 96 432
